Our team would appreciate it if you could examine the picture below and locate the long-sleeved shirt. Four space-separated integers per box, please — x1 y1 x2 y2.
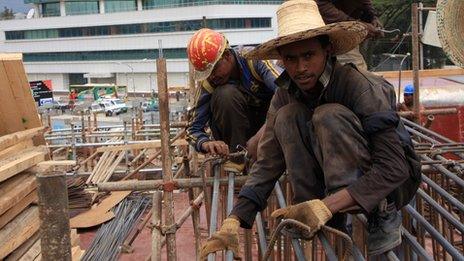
316 0 376 24
187 47 282 152
232 58 420 228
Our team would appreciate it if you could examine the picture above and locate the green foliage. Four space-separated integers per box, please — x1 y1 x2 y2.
365 0 448 70
0 6 14 20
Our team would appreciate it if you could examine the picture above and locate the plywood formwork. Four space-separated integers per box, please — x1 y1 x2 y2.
0 53 41 136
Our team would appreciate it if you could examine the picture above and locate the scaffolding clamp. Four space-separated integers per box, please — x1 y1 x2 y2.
163 181 178 192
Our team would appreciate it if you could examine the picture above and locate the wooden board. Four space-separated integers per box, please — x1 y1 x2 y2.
0 172 36 215
96 139 188 153
0 189 37 229
4 232 39 261
70 190 131 228
18 237 40 261
0 55 42 136
0 127 44 152
0 146 47 183
0 139 33 161
0 206 39 259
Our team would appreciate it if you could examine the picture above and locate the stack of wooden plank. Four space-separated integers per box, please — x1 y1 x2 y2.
0 128 48 260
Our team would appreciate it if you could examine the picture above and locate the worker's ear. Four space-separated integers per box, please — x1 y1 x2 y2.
324 43 333 57
223 49 233 62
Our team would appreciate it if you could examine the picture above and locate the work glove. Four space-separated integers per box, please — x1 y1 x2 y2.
271 199 333 239
200 218 241 260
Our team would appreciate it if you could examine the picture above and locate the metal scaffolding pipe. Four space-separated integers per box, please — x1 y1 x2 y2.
208 164 221 261
421 174 464 212
416 189 464 233
404 205 463 260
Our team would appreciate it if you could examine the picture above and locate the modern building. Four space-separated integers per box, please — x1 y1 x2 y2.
0 0 282 94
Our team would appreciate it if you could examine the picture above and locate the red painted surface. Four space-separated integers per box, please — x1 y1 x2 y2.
427 105 464 142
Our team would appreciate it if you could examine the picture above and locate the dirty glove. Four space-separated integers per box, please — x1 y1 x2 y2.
271 199 333 239
200 217 241 260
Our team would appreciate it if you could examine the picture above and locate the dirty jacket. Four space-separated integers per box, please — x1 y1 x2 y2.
232 59 421 228
316 0 376 24
187 47 282 152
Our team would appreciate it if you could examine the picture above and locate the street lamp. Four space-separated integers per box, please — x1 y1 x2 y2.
114 61 135 96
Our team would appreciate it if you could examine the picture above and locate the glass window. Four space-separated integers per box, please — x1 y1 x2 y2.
23 48 188 62
65 1 99 16
5 18 271 40
42 2 60 17
105 0 137 13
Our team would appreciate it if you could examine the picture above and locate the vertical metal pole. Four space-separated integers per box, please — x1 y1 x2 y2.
71 123 76 160
37 171 72 261
412 3 421 123
418 2 424 70
152 191 162 261
226 171 235 261
124 121 129 167
274 182 306 260
208 164 221 261
255 212 268 259
156 57 177 260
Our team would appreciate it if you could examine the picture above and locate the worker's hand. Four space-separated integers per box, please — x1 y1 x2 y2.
271 199 333 239
363 22 383 39
200 218 241 260
201 140 229 156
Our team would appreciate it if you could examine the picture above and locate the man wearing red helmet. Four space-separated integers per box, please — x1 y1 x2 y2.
186 28 282 164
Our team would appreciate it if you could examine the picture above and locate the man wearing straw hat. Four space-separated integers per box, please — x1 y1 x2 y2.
200 0 420 258
316 0 384 70
186 28 282 166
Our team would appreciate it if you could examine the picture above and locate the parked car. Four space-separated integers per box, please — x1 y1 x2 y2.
89 102 103 114
141 100 159 112
99 101 121 116
105 98 128 113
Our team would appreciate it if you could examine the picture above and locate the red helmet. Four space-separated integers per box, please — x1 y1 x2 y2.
187 28 229 80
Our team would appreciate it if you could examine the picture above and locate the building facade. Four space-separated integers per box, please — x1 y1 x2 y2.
0 0 281 94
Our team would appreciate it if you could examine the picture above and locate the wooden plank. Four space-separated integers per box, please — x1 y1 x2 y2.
0 146 47 183
0 127 44 151
0 206 40 259
70 190 131 228
0 172 36 215
0 62 26 135
96 139 188 153
18 237 40 261
0 189 37 229
2 58 42 131
0 53 22 60
377 68 464 78
4 232 39 261
0 139 33 161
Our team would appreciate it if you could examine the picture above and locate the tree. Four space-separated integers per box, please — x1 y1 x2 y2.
365 0 448 70
0 6 14 20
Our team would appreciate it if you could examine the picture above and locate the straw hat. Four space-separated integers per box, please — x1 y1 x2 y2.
244 0 368 60
436 0 464 68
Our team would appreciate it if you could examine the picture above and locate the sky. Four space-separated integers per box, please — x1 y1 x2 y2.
0 0 32 13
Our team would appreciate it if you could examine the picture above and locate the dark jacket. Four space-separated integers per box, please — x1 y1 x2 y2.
316 0 377 24
232 60 421 228
187 47 282 152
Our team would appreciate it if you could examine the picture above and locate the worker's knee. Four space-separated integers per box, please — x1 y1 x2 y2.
274 103 311 134
211 84 245 108
312 103 356 131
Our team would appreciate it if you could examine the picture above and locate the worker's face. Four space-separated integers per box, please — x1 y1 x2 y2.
207 51 234 86
404 93 413 106
279 38 330 93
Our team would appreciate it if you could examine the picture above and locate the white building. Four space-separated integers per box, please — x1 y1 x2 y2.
0 0 281 94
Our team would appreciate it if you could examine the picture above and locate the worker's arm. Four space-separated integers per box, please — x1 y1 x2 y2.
316 0 353 24
186 82 213 153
